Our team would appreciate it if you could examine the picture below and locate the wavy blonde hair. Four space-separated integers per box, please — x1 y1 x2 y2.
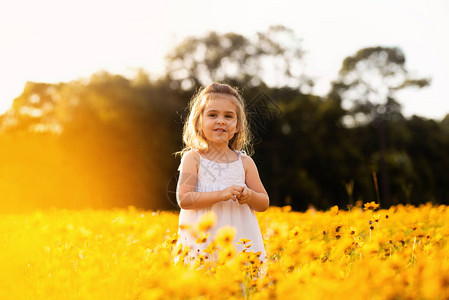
177 82 253 157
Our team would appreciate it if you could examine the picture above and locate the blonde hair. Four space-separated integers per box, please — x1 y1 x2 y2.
177 82 253 157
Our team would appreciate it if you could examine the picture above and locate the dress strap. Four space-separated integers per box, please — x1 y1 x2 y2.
236 150 247 157
193 150 204 159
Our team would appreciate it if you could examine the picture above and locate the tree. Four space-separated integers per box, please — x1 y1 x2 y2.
329 46 430 206
331 46 429 125
165 25 312 91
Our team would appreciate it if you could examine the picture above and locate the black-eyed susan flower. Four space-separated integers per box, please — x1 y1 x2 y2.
335 225 342 233
364 201 380 211
367 220 375 231
349 227 358 236
195 232 210 244
236 238 252 245
167 233 178 245
171 243 185 257
218 246 236 263
197 211 217 232
289 227 300 238
214 226 236 247
202 241 217 255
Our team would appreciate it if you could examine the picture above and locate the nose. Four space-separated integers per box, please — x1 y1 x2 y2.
216 116 226 124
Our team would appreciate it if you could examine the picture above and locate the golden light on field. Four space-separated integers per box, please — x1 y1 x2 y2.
0 130 152 211
1 203 448 299
0 66 177 212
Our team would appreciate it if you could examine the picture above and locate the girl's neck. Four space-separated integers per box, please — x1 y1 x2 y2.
200 145 237 163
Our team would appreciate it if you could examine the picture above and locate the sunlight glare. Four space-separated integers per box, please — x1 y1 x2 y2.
0 0 170 116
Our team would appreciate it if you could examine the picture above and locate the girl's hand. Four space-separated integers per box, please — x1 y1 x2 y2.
221 185 244 202
238 186 252 204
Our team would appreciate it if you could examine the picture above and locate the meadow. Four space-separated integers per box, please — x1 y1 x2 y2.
1 202 448 299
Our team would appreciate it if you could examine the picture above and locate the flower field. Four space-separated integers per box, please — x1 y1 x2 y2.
1 203 449 299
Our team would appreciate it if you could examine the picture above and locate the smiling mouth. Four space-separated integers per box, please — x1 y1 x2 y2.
214 129 226 132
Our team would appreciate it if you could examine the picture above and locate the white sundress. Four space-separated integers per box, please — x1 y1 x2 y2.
176 150 266 261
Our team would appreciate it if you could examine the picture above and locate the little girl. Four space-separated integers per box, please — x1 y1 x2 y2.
176 82 268 261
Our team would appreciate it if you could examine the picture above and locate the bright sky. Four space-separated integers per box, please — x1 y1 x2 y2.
1 0 448 119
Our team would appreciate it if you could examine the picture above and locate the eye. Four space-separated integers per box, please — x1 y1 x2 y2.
208 113 216 117
226 114 234 118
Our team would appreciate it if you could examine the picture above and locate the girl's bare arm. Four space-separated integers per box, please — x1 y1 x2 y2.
241 156 270 212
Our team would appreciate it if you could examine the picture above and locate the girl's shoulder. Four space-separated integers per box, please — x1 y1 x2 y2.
240 153 253 163
183 148 202 159
239 151 255 170
178 149 201 171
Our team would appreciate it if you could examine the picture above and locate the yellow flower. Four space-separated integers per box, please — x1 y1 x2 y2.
304 241 324 260
171 243 185 257
362 242 379 256
236 238 252 245
243 243 253 250
179 223 191 231
330 205 339 215
217 246 236 263
202 241 217 254
349 227 358 236
364 201 380 210
282 205 292 212
214 226 236 247
195 232 210 244
197 211 217 232
167 233 178 245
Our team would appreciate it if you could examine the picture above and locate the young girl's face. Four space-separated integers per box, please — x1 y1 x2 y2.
201 95 239 147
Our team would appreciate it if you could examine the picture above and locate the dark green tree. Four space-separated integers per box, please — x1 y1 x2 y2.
330 46 430 207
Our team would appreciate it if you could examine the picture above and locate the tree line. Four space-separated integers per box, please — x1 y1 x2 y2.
1 26 448 212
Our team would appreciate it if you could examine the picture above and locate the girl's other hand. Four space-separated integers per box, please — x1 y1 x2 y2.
221 185 244 202
238 186 252 204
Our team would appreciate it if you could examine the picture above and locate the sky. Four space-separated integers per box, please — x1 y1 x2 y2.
1 0 448 119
